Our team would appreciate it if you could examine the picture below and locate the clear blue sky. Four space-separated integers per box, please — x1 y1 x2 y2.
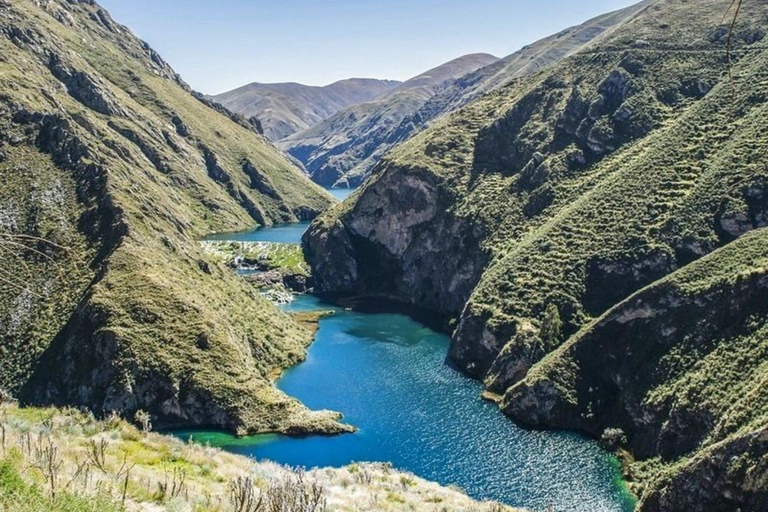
98 0 640 95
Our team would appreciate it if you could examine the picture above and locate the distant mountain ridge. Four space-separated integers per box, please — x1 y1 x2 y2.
279 53 501 186
280 3 648 188
213 78 401 141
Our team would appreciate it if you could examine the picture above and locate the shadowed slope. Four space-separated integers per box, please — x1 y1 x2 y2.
304 0 768 508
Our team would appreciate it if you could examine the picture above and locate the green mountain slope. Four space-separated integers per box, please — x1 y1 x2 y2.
281 3 648 188
304 0 768 508
0 0 347 436
279 53 500 187
212 78 401 141
397 1 653 148
505 226 768 510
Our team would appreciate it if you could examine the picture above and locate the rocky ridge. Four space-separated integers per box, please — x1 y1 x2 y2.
213 78 402 141
279 53 500 187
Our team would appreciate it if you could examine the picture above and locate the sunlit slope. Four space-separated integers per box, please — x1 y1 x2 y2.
0 0 343 435
214 78 401 141
280 53 500 186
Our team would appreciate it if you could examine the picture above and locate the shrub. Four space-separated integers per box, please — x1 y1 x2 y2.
134 410 152 433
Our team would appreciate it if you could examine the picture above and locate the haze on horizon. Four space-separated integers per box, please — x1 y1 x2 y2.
98 0 640 95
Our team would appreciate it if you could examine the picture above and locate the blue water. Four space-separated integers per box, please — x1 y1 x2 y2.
235 268 263 276
203 189 354 243
180 223 635 511
327 187 357 201
203 221 310 244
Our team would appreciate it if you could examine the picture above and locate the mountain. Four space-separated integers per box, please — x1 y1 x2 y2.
303 0 768 510
281 4 649 188
212 78 401 141
399 1 653 139
279 53 500 187
0 0 349 436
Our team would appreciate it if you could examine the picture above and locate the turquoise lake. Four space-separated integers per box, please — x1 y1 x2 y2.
180 220 635 511
325 187 356 202
203 188 355 244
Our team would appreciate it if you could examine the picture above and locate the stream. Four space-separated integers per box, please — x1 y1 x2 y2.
183 213 636 512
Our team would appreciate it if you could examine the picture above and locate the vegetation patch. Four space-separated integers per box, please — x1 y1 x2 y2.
0 403 520 512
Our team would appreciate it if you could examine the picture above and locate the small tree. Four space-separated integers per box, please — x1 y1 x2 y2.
134 409 152 433
539 303 563 348
601 428 628 451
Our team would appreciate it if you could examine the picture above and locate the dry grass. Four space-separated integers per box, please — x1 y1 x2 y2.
0 403 522 512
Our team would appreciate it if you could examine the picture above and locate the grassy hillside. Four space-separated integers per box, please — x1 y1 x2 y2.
213 79 401 141
0 0 343 436
304 0 768 509
0 403 518 512
505 227 768 510
282 3 648 189
280 54 500 187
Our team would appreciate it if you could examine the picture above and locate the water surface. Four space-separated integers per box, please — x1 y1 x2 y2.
203 188 354 243
203 221 310 244
181 224 635 511
327 187 357 201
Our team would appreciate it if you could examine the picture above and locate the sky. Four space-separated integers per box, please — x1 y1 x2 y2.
98 0 640 95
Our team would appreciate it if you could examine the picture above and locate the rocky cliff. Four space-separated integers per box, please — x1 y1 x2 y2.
0 0 347 436
304 0 768 508
505 227 768 510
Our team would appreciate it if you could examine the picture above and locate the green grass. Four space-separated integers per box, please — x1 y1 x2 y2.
201 241 310 275
0 0 338 436
0 403 518 512
0 458 122 512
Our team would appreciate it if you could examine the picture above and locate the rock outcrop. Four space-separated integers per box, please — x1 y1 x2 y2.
505 227 768 510
304 166 488 316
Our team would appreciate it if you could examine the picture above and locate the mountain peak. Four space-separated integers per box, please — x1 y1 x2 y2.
391 53 501 93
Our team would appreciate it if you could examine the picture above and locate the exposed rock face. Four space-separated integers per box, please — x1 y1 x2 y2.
506 248 768 455
505 228 768 509
48 53 128 117
304 0 768 508
639 426 768 512
305 166 488 316
1 0 343 436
